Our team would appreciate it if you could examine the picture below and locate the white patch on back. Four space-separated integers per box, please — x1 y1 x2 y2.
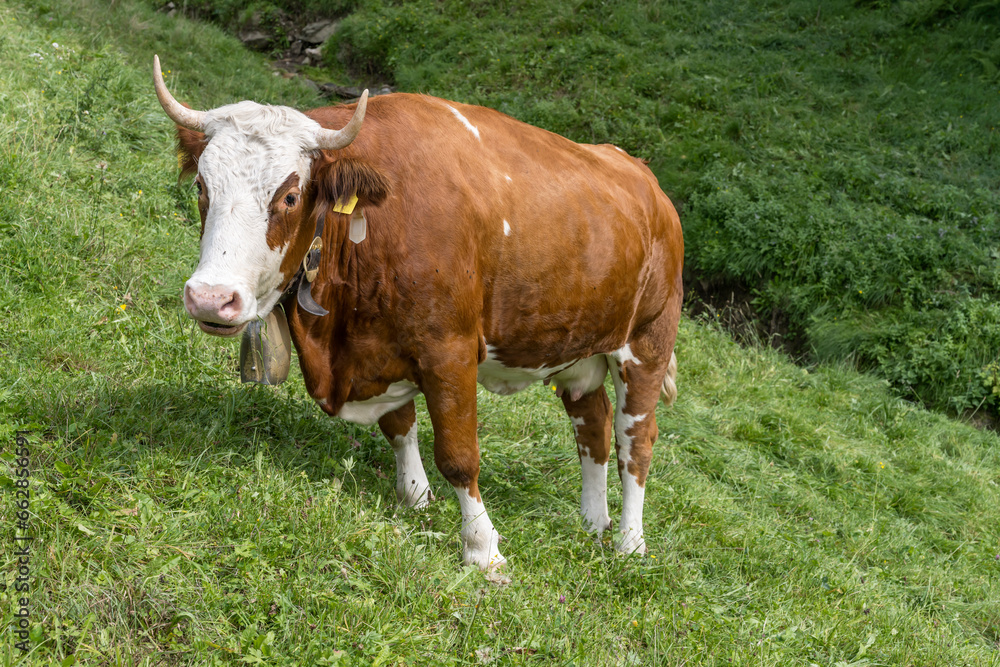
505 175 512 183
337 381 420 425
445 104 481 140
503 219 511 236
613 145 627 154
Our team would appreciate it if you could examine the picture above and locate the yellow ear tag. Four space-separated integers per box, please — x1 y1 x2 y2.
332 193 359 215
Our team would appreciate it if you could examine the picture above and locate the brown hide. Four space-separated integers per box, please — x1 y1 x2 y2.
289 94 682 419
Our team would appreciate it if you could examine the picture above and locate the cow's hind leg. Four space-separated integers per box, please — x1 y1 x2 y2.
378 400 434 509
561 386 614 533
606 341 675 555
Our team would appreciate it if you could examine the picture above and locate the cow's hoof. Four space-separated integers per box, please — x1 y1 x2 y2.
398 487 434 510
615 529 647 556
463 531 506 570
582 512 613 534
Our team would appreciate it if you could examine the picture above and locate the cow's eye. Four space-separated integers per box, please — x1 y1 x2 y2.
195 181 203 196
284 193 298 207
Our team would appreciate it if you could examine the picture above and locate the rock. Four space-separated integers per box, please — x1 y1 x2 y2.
304 46 323 59
290 40 303 56
319 83 364 100
302 78 320 92
239 31 271 51
298 19 339 45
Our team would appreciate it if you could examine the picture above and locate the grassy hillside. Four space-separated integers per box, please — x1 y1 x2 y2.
164 0 1000 420
328 0 1000 418
1 0 1000 665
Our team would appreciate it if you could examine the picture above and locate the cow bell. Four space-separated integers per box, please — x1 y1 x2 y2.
240 307 292 385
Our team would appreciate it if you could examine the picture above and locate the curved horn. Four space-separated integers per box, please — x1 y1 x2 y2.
315 89 368 150
153 55 207 132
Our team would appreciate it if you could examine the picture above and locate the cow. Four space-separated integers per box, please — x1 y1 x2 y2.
153 55 682 569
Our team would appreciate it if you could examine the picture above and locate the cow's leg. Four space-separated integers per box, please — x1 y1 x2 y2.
561 387 614 533
378 400 433 509
606 343 673 555
422 346 506 570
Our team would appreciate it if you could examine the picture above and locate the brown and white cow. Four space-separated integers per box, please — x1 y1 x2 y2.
154 56 682 569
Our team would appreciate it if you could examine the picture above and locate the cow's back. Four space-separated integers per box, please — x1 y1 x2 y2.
308 94 683 367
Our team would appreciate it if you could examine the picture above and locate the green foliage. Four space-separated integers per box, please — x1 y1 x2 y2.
156 0 1000 421
174 0 359 26
2 0 1000 664
320 0 1000 416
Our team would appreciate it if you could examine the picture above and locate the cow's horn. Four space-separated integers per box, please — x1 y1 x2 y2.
153 55 207 132
315 89 368 150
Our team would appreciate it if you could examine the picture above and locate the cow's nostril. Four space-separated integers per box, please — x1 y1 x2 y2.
217 291 242 319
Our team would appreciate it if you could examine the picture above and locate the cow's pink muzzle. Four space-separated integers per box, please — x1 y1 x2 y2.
184 283 248 336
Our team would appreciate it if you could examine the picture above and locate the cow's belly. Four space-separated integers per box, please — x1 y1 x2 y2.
337 381 420 425
477 348 608 398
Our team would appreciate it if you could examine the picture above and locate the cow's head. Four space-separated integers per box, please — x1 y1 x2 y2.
153 56 385 336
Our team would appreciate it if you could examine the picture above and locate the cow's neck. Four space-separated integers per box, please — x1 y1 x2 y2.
284 223 412 415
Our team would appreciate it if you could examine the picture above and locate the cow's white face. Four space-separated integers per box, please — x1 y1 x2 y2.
183 102 323 336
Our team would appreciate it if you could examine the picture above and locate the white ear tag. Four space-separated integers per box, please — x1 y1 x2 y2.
349 208 367 244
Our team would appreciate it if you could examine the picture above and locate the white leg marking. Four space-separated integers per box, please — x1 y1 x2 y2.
580 457 611 533
569 415 585 438
455 487 506 570
503 219 511 236
617 466 647 554
608 357 648 555
391 422 433 509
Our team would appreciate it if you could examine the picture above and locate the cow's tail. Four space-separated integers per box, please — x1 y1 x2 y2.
660 351 678 407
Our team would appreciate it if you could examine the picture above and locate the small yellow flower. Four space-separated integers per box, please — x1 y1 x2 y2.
632 620 638 627
119 304 127 311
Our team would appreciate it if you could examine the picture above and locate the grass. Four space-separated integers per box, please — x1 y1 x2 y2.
0 0 999 664
172 0 1000 419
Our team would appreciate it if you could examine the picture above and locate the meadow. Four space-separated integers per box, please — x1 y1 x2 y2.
171 0 1000 420
1 0 1000 664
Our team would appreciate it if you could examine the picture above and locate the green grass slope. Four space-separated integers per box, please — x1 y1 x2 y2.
326 0 1000 417
179 0 1000 419
1 1 999 665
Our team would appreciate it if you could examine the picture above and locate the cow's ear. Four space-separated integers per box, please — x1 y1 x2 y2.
177 126 206 180
313 156 391 209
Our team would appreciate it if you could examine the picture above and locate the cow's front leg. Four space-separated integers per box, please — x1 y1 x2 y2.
378 400 433 509
422 346 506 569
